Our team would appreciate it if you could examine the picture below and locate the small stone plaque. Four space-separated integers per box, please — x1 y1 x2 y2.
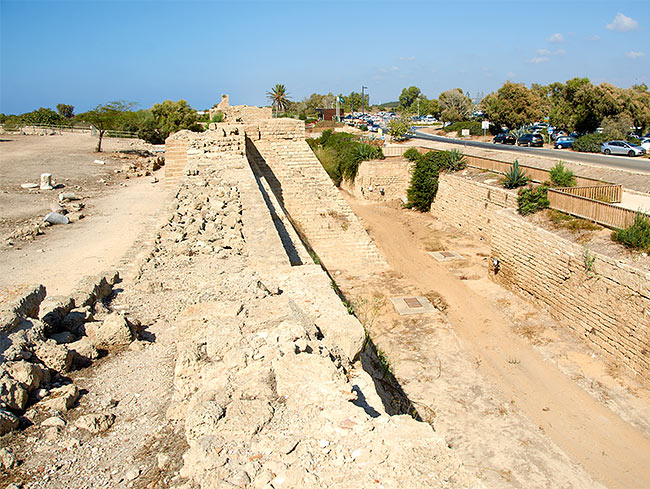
428 251 463 262
390 296 436 316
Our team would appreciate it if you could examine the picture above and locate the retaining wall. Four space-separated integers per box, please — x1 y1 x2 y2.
431 173 518 241
491 210 650 379
341 157 413 202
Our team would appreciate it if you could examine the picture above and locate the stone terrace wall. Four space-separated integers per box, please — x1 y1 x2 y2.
341 157 413 202
164 136 189 189
491 209 650 380
431 173 518 242
248 119 388 274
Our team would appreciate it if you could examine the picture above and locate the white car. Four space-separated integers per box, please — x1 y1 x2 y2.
640 138 650 151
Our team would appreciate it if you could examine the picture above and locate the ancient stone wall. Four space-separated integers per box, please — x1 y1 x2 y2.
341 157 413 202
247 119 388 274
163 135 189 188
154 128 481 488
491 209 650 380
208 95 272 123
431 173 517 242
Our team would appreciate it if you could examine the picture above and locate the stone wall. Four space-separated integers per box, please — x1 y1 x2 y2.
247 119 388 274
341 157 413 202
491 209 650 380
208 95 272 123
431 173 518 242
163 135 189 188
155 126 481 488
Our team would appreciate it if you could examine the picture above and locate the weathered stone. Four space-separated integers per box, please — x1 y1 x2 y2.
6 361 45 392
68 337 99 366
0 409 19 435
74 412 115 433
42 384 80 412
40 173 53 190
32 340 73 372
39 296 75 330
43 212 70 225
0 374 28 410
91 313 134 350
0 447 17 470
41 416 66 427
62 308 92 336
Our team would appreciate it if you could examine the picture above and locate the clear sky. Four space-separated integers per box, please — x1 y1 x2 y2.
1 0 648 114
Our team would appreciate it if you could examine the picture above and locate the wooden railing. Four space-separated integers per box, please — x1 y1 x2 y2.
383 145 408 157
547 189 641 229
460 154 611 187
555 185 622 203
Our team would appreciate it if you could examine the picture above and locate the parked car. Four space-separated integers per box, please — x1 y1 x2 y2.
554 136 575 149
493 133 516 144
638 137 650 151
517 134 544 147
601 140 647 157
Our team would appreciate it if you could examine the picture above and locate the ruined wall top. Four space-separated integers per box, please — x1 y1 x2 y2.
208 94 272 123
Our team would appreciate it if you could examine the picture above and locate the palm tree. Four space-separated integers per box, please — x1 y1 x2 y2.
267 84 290 117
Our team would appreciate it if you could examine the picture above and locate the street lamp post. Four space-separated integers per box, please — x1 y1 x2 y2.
361 86 368 115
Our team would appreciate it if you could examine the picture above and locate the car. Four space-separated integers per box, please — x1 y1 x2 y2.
554 136 575 149
517 134 544 147
638 137 650 151
493 133 516 144
601 140 646 157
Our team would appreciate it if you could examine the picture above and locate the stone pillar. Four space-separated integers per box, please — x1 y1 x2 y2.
40 173 53 190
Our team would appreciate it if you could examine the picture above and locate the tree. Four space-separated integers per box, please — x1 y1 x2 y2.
56 104 75 119
438 88 472 123
78 101 135 152
406 152 440 212
22 107 65 126
267 84 291 117
138 100 203 144
481 82 540 129
388 117 412 141
398 86 422 112
343 91 368 113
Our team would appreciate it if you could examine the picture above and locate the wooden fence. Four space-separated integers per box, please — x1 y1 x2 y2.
555 184 622 203
461 154 610 187
547 189 642 229
383 145 408 157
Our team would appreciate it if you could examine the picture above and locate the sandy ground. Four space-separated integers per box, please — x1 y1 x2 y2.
337 192 650 489
0 132 169 296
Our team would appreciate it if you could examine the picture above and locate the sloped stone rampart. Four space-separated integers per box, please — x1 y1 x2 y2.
158 127 481 488
431 173 518 242
490 209 650 380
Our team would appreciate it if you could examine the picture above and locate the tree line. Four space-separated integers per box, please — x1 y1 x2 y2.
0 100 205 151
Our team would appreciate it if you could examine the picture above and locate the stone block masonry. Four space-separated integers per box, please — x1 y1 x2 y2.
431 173 517 242
341 157 413 202
491 209 650 380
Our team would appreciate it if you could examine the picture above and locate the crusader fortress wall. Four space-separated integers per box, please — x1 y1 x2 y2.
166 117 387 275
161 117 481 488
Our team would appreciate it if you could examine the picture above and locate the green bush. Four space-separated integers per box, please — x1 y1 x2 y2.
613 213 650 251
572 133 610 153
503 160 529 189
438 148 466 171
549 162 576 187
310 131 384 184
403 147 421 162
210 111 224 123
406 153 440 212
442 121 482 136
517 184 549 215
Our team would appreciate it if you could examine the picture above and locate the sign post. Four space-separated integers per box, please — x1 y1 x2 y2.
482 120 490 142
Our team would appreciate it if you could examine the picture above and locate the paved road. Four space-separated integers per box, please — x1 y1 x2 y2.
412 129 650 174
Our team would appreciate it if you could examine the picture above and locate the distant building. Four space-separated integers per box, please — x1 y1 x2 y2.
315 108 344 121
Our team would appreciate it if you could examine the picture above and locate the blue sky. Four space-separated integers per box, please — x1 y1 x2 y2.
1 0 648 114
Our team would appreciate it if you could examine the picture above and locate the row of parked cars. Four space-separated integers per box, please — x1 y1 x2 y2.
493 130 650 157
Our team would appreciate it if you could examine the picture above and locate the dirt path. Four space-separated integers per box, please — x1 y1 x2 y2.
342 195 650 489
0 175 170 296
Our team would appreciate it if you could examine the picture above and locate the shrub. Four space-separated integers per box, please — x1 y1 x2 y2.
359 125 368 131
503 160 529 189
310 131 383 184
388 117 412 141
406 153 439 212
442 121 482 136
403 147 422 162
438 149 466 172
549 210 601 232
517 184 549 215
572 133 610 153
549 162 576 187
613 213 650 251
210 111 224 123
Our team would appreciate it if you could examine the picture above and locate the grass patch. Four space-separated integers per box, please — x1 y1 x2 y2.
548 210 601 232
